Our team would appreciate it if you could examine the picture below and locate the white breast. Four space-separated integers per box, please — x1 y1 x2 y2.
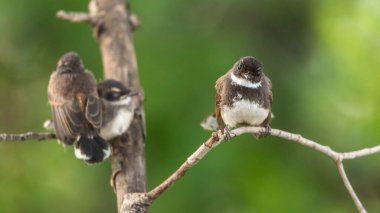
221 100 269 127
100 108 134 140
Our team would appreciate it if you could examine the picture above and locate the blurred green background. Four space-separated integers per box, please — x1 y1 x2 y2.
0 0 380 212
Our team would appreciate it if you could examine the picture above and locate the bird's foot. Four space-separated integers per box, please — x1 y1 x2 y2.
263 125 271 136
223 126 233 141
253 125 271 139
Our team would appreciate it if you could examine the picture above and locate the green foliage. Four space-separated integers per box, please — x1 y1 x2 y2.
0 0 379 212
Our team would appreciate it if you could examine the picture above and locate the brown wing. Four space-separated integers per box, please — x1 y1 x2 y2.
85 95 102 129
265 76 273 107
214 74 227 130
50 100 84 145
261 75 273 127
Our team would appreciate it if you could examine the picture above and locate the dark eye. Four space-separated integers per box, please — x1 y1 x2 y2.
256 71 261 77
237 62 243 70
106 92 120 101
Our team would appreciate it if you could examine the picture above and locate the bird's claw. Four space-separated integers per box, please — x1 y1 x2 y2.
261 126 272 137
223 126 232 141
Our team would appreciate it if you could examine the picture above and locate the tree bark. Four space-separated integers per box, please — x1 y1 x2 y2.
88 0 147 212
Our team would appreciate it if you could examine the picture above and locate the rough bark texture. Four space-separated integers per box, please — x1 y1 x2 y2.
89 0 147 211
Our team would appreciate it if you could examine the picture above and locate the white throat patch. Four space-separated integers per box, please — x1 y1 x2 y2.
231 73 262 89
112 97 132 106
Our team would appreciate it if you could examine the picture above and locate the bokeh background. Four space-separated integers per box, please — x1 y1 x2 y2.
0 0 380 212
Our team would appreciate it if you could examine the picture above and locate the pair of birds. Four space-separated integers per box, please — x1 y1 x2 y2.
48 52 139 164
48 52 272 164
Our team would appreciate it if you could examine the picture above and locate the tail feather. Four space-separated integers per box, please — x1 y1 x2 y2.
74 135 111 164
200 114 219 131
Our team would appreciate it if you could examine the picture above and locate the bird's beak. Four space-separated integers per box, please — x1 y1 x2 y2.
129 91 141 97
120 91 141 99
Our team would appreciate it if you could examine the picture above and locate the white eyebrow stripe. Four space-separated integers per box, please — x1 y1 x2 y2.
230 73 262 89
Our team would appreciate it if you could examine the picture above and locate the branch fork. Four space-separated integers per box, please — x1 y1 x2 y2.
0 126 375 213
117 127 375 213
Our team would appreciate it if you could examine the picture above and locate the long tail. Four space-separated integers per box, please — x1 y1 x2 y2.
74 135 111 164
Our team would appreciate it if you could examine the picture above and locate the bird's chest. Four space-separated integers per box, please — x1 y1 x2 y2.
221 99 269 127
100 108 133 140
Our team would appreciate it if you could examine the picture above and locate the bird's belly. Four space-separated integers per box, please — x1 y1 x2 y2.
221 100 269 127
100 109 133 140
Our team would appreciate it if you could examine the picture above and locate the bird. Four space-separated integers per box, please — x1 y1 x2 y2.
202 56 273 141
97 79 139 141
47 52 110 164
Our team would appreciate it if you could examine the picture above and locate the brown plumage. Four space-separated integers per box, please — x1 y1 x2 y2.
211 56 273 140
48 52 109 164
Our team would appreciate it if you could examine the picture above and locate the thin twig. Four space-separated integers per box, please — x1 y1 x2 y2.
56 10 92 23
342 146 380 159
336 162 367 213
129 14 140 30
146 132 223 201
0 132 56 142
235 127 341 161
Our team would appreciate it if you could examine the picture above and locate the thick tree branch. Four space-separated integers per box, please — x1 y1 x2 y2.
0 132 56 142
58 1 146 212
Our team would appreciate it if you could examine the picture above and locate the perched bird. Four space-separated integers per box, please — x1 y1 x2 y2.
47 52 110 164
97 79 139 140
203 56 273 140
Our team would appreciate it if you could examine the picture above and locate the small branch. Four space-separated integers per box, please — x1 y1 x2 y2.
342 146 380 160
129 14 140 31
146 132 223 201
235 127 341 161
337 162 367 213
56 10 92 23
0 132 56 142
1 126 377 212
122 127 380 213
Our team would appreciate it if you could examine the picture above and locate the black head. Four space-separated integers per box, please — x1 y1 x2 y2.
232 56 263 83
98 80 135 102
57 52 84 73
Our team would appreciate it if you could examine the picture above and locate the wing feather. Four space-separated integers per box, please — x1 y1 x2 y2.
85 95 102 129
215 74 226 130
51 101 84 145
265 75 273 107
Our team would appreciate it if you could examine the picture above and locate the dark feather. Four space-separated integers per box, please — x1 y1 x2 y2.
215 74 226 130
51 101 84 145
75 135 109 164
85 95 102 129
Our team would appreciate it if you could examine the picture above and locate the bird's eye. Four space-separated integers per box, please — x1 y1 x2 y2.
256 71 261 77
237 63 243 70
106 92 120 100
